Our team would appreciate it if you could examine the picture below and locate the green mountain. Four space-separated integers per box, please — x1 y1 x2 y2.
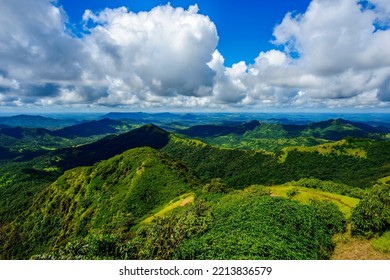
0 115 79 128
1 120 390 260
0 124 171 224
179 118 388 140
162 135 390 188
0 126 64 157
176 120 260 138
0 119 135 159
181 118 390 152
50 124 170 170
0 147 200 259
52 118 132 138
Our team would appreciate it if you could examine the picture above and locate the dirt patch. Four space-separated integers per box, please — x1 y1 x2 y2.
332 236 390 260
180 196 194 206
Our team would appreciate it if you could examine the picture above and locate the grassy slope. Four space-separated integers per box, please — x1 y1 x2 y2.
0 124 171 224
191 118 388 152
1 147 200 259
135 184 390 260
267 185 359 218
141 193 195 224
163 135 390 188
278 140 367 163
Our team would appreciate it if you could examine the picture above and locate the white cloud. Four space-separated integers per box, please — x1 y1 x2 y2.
241 0 390 108
0 1 219 108
81 4 218 104
0 0 390 110
188 0 390 109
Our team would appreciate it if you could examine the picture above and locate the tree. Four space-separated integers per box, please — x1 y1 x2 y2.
351 184 390 237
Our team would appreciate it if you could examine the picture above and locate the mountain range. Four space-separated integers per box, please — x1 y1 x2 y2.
0 114 389 260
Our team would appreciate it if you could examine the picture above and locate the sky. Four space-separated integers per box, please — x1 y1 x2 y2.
0 0 390 112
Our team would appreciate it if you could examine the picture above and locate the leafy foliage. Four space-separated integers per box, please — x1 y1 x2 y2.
291 178 366 199
130 201 213 260
371 231 390 253
351 184 390 237
163 137 390 188
183 118 389 153
175 193 345 260
0 147 200 259
1 118 390 260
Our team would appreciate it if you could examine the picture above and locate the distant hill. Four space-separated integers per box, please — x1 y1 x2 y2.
0 127 65 159
0 126 56 139
51 124 171 170
177 120 261 137
0 119 136 159
1 147 200 259
179 119 390 148
52 118 128 138
301 118 389 140
162 134 390 189
0 115 79 128
103 112 181 121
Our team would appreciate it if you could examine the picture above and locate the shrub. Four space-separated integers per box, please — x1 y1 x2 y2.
351 184 390 237
203 178 229 193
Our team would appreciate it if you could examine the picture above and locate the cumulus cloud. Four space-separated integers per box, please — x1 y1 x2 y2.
0 0 390 110
210 0 390 109
82 4 218 104
0 0 218 108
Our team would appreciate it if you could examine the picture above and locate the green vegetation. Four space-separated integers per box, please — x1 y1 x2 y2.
0 147 200 259
0 162 60 223
351 184 390 237
162 136 390 188
30 187 346 260
267 185 359 218
1 117 390 260
175 191 345 260
0 119 135 157
181 118 389 153
141 193 195 224
291 178 367 199
371 231 390 253
278 140 366 163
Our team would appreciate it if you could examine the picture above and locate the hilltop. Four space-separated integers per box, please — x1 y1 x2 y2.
0 147 200 259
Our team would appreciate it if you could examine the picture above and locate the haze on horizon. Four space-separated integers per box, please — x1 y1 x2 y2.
0 0 390 113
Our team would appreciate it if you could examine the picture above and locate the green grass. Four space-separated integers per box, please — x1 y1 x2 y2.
267 185 359 218
1 147 201 259
141 193 195 224
170 134 207 147
278 140 367 163
371 231 390 253
378 175 390 184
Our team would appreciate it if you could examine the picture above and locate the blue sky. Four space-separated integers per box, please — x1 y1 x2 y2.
0 0 390 112
59 0 312 66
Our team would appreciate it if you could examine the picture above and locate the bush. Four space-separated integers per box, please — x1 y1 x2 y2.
351 184 390 237
371 231 390 253
310 200 346 235
130 200 213 260
175 195 344 260
203 178 229 193
286 188 300 198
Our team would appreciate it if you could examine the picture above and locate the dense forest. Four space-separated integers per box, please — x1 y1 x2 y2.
0 113 389 259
